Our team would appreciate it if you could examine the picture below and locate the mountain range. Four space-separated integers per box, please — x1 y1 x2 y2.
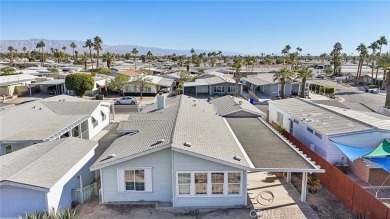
0 39 245 56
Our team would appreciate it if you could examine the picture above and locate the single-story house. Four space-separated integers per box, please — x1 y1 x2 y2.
91 94 323 207
124 74 175 95
0 74 37 97
0 137 97 218
268 98 390 186
0 95 112 155
241 73 299 98
183 76 242 96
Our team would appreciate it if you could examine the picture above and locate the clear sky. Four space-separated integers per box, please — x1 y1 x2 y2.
1 0 390 55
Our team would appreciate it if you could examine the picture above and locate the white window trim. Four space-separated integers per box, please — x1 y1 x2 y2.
228 86 236 93
117 167 152 193
213 86 225 93
176 171 242 197
5 144 12 154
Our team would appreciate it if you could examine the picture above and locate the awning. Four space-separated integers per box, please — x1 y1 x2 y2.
364 158 390 174
365 139 390 158
333 142 374 162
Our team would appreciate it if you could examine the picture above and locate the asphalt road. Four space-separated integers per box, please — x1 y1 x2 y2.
114 105 139 114
339 92 385 112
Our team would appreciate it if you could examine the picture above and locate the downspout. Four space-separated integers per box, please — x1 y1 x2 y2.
171 149 175 207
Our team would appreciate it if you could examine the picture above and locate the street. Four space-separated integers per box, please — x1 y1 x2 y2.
339 92 385 112
114 104 139 114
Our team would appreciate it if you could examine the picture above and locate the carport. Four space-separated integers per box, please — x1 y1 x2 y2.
29 79 66 95
226 117 324 202
183 79 209 96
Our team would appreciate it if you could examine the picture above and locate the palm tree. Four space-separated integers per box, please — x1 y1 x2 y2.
330 42 343 76
273 67 295 99
70 42 77 60
296 47 302 63
93 36 103 68
377 54 390 106
104 52 115 69
132 48 139 70
368 42 379 84
356 43 368 83
375 36 388 84
85 39 94 68
75 51 79 61
232 59 242 97
36 40 45 66
146 51 153 71
190 48 195 54
7 46 15 63
22 47 27 67
297 67 314 98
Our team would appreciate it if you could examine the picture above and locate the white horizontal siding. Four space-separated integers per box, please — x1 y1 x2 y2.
101 148 172 203
173 151 247 207
0 185 47 217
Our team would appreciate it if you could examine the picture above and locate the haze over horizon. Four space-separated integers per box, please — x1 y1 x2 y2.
1 1 390 56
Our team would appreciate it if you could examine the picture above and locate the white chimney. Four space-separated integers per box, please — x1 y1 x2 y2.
157 93 165 110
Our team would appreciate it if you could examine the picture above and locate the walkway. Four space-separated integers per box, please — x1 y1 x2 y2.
247 172 319 219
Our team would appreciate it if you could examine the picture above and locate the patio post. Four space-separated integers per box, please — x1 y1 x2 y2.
79 124 82 138
286 172 291 184
301 172 307 202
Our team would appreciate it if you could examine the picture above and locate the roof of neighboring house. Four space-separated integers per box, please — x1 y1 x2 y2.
92 95 321 173
155 77 174 87
226 117 321 171
310 99 348 109
0 74 37 86
31 79 65 86
184 76 237 87
0 137 97 189
211 95 264 117
118 70 141 77
0 95 103 141
241 73 283 86
184 79 209 87
270 98 374 135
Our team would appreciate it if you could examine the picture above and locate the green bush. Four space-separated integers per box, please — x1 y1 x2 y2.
309 84 335 94
73 60 84 65
276 58 284 64
368 84 379 89
96 94 104 100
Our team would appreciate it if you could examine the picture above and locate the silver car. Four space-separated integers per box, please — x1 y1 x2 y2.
115 97 138 105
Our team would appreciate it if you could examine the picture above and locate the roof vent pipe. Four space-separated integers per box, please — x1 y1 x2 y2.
238 101 243 105
157 93 165 110
183 142 192 147
233 156 242 161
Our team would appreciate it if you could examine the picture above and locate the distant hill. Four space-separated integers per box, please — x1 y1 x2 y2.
0 39 245 56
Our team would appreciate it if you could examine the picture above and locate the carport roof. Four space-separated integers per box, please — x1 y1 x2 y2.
226 117 323 172
31 79 65 85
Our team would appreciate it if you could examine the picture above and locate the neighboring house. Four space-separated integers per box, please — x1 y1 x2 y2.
28 79 68 96
0 95 111 155
268 98 390 186
125 74 175 95
114 69 141 78
91 94 322 207
241 73 299 98
361 74 384 85
0 138 97 218
183 76 242 96
0 74 37 96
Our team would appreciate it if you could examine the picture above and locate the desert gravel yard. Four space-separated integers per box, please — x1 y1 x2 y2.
77 197 252 219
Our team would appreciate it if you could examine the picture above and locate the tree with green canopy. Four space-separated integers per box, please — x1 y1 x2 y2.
107 74 129 96
129 74 152 99
65 73 94 97
132 48 139 70
273 67 295 99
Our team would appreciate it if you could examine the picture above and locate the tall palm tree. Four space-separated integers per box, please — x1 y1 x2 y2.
368 42 379 84
377 54 390 106
7 46 15 63
85 39 94 68
146 51 153 71
375 36 388 84
93 36 103 68
104 52 115 69
297 67 314 98
62 46 67 62
356 43 368 83
36 40 45 66
273 67 295 99
330 42 343 76
70 42 77 60
296 47 302 64
232 59 242 97
22 47 27 67
132 48 139 70
190 48 195 54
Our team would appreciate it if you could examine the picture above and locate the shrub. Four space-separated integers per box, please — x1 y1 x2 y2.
368 84 379 89
47 67 59 73
307 175 321 194
96 94 104 100
276 58 284 64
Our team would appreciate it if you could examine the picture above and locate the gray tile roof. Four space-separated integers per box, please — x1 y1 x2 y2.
310 99 348 109
0 137 97 189
211 95 265 117
155 78 174 87
172 96 251 169
0 95 103 141
184 76 237 87
226 117 321 172
270 98 373 135
242 73 280 86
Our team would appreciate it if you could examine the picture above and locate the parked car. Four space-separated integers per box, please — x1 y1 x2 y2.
115 97 138 105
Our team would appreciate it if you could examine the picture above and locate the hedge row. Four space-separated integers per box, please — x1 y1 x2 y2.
309 84 335 94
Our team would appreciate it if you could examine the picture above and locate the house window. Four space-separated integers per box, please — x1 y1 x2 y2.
101 111 106 121
195 173 208 195
211 173 224 194
276 112 283 124
5 145 12 154
228 172 241 194
294 119 299 125
228 86 236 93
125 170 145 191
117 168 152 193
178 173 191 195
307 127 313 134
91 116 98 128
177 172 241 196
315 132 322 139
213 86 225 93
